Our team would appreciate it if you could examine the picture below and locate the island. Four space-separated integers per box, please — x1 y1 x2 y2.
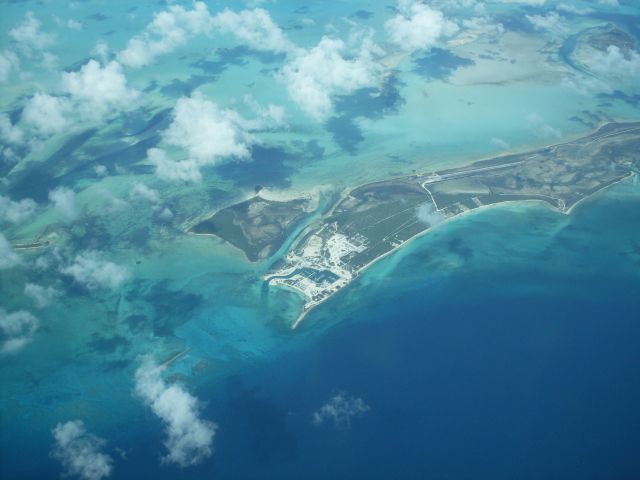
568 23 637 77
190 192 317 261
264 122 640 328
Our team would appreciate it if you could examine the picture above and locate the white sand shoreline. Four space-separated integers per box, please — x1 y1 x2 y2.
289 172 637 329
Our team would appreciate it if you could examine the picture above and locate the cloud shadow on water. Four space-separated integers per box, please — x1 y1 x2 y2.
225 377 297 464
160 46 286 98
215 144 297 189
325 73 405 155
8 128 98 202
412 48 475 81
129 281 205 337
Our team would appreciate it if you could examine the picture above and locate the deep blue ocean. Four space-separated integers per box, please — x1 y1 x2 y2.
135 195 640 480
6 187 639 480
2 2 640 478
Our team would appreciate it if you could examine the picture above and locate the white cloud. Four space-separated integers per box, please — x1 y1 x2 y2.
280 35 383 120
416 202 444 226
588 45 640 81
150 93 257 182
49 187 79 221
556 3 594 15
0 50 19 83
491 137 510 149
62 60 139 121
42 52 59 71
130 182 161 204
9 12 55 52
526 113 561 139
164 93 254 163
118 2 214 68
242 95 287 130
67 19 83 30
21 93 72 136
0 114 24 145
52 420 113 480
0 308 39 354
312 393 370 428
147 148 202 183
24 283 61 308
460 16 505 39
91 41 110 63
561 72 611 96
60 251 129 290
159 207 174 220
134 357 216 467
526 12 568 33
494 0 546 5
0 195 36 224
385 0 458 53
0 233 21 270
212 8 293 53
20 59 138 138
94 189 128 215
33 246 63 271
598 0 619 6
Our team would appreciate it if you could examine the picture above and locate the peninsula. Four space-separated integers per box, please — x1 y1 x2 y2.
190 192 316 261
264 122 640 328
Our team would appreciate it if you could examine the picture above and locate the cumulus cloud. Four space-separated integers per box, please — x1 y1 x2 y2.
312 393 370 428
9 12 55 52
561 71 611 96
24 283 61 308
158 207 174 220
21 60 138 137
588 45 640 81
491 137 511 149
130 182 161 204
0 50 19 83
241 94 287 130
21 93 72 136
556 3 593 15
280 35 383 120
91 41 110 64
150 93 256 182
94 188 128 215
61 60 139 121
0 233 20 269
0 195 36 224
495 0 546 5
147 148 202 183
119 3 293 67
66 19 83 31
0 113 25 145
164 93 254 162
526 113 561 139
52 420 113 480
134 357 216 467
0 308 39 354
212 8 293 53
60 251 129 290
49 187 79 221
526 12 568 34
385 0 458 53
118 1 213 68
416 202 444 226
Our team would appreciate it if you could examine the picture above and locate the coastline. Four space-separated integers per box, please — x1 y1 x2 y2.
289 172 638 329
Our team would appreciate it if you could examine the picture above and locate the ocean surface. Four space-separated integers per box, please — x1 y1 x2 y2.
1 1 639 479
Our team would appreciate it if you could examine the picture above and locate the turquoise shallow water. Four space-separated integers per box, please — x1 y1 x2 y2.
1 0 640 478
3 173 639 480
